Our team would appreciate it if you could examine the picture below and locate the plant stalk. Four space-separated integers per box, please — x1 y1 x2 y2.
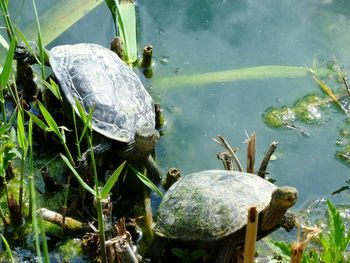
89 135 107 263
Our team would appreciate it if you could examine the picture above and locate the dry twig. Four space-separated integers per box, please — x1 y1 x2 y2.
213 135 243 171
258 142 278 179
246 132 256 173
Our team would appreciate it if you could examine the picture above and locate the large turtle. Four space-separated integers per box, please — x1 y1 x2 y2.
154 170 298 262
15 43 161 181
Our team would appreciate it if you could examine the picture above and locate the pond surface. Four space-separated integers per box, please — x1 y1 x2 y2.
139 0 350 208
5 0 350 255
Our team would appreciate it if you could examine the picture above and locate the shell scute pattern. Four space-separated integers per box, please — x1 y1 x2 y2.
49 43 155 143
155 170 277 241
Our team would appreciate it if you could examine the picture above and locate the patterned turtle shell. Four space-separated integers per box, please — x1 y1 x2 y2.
155 170 277 241
49 43 155 143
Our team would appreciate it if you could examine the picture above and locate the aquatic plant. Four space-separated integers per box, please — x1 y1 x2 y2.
105 0 137 64
269 200 350 263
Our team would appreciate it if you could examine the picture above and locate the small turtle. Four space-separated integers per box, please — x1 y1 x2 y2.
15 42 161 181
154 170 298 262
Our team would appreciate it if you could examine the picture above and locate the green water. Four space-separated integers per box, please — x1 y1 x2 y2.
4 0 350 258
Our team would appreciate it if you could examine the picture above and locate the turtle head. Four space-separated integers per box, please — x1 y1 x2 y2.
14 41 49 65
134 127 160 153
260 186 298 232
271 186 298 208
14 41 39 64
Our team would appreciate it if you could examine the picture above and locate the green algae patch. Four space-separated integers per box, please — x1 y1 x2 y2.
293 94 324 123
263 94 327 128
263 107 296 128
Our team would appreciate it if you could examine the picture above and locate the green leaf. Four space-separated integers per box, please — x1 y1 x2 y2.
28 117 33 149
100 161 126 199
303 249 320 263
343 230 350 254
38 101 61 137
60 154 96 196
0 234 14 263
0 37 16 88
319 234 333 262
17 110 27 150
26 111 49 132
128 164 163 198
269 240 291 258
37 78 62 101
74 98 94 142
74 98 87 124
326 200 344 249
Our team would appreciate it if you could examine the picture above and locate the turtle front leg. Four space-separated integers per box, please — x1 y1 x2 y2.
279 212 297 232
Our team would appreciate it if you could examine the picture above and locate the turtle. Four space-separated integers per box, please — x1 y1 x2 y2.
154 170 298 262
15 42 161 182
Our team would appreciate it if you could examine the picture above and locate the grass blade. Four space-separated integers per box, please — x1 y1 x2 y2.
60 154 96 196
38 101 61 137
26 111 49 132
0 0 15 41
16 110 27 150
0 37 15 88
36 78 62 101
128 164 163 198
74 97 88 124
101 161 126 198
31 0 46 78
0 233 14 263
28 117 43 263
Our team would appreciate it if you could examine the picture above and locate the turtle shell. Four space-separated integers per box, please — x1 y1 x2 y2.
49 43 155 143
155 170 277 241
